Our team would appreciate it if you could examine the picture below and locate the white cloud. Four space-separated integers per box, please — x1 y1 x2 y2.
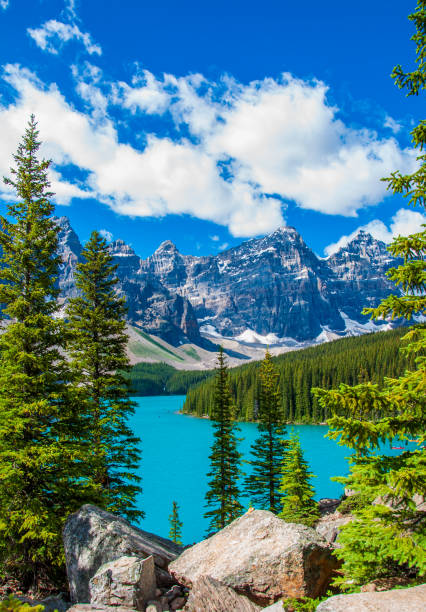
0 63 418 238
324 208 426 256
99 229 113 242
28 19 102 56
210 235 220 241
114 71 417 218
0 1 9 10
65 0 77 20
219 242 229 251
384 115 402 134
117 71 170 115
0 64 283 236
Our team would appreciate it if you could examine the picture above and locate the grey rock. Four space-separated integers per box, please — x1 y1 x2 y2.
63 505 182 603
145 603 162 612
155 596 169 610
183 576 261 611
262 603 286 611
56 217 401 348
318 499 341 516
67 606 136 612
170 597 186 611
169 510 339 605
148 227 399 342
315 583 426 611
55 218 201 347
315 514 352 547
41 596 71 612
165 586 183 601
89 555 156 610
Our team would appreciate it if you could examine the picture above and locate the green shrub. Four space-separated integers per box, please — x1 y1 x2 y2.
0 596 44 612
282 597 322 611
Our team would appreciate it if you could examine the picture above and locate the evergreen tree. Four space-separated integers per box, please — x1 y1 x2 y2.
278 431 319 527
204 347 243 533
313 0 426 587
168 500 183 545
66 231 143 521
0 116 84 587
244 350 287 513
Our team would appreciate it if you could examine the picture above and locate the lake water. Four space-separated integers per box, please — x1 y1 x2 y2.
128 395 357 544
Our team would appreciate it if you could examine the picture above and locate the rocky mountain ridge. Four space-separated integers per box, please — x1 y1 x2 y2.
55 217 400 352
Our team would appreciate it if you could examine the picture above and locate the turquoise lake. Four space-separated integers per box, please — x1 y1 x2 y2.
128 395 357 544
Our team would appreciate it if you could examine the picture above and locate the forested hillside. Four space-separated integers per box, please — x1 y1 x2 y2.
183 327 414 423
126 362 214 395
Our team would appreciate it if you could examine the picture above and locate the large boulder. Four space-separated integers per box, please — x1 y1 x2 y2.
315 583 426 611
89 555 156 610
169 510 339 605
63 505 183 603
183 576 261 612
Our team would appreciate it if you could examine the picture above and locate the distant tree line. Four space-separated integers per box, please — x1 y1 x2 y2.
183 327 414 423
125 362 214 395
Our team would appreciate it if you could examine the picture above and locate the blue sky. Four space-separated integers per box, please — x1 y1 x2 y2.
0 0 424 258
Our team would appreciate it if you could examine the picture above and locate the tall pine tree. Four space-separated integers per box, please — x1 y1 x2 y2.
204 347 243 534
244 350 286 513
313 0 426 587
0 116 85 588
278 431 319 527
66 231 143 521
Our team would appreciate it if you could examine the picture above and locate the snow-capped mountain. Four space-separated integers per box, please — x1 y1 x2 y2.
55 217 401 350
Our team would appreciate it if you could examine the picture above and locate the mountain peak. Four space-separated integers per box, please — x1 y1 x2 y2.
54 216 75 233
155 240 179 254
352 229 375 241
109 239 136 256
269 225 298 238
345 229 386 250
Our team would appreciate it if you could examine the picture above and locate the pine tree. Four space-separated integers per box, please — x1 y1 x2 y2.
313 0 426 587
66 231 143 521
204 347 243 534
0 116 85 587
244 350 287 513
168 500 183 545
278 431 319 527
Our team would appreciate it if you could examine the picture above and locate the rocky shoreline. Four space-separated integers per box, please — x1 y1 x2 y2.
10 503 425 612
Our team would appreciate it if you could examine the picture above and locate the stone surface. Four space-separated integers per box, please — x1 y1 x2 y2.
315 513 352 547
55 218 202 346
145 603 162 612
360 576 414 592
315 584 426 611
89 555 156 610
67 606 136 612
262 604 286 611
169 510 339 605
318 499 341 516
183 576 261 612
165 585 183 601
63 505 182 603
